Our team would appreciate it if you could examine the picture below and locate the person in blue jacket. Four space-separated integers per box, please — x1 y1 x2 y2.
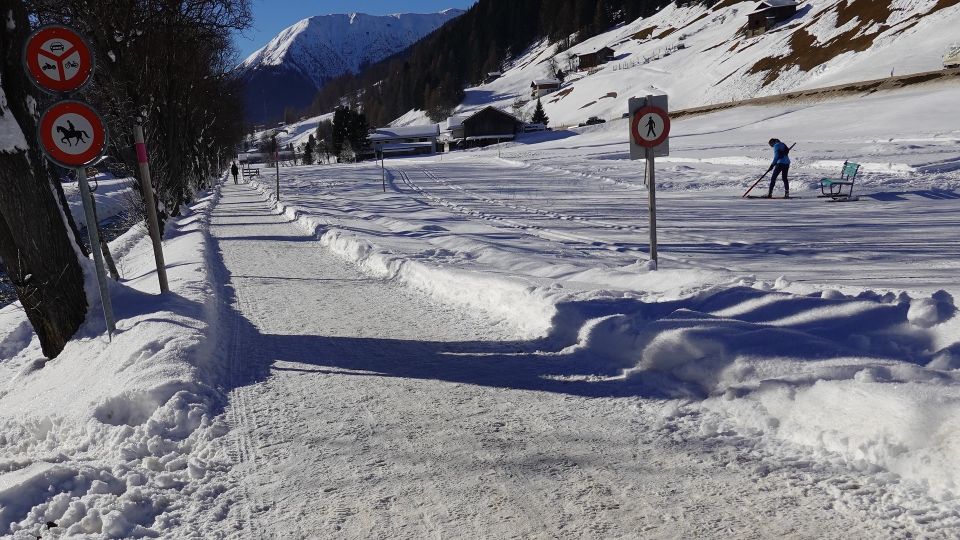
766 138 790 198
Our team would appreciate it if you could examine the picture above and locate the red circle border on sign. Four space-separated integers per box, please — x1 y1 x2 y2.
630 106 671 148
38 101 108 168
23 25 94 94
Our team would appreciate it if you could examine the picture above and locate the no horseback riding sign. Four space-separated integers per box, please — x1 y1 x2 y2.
24 25 95 94
38 101 108 167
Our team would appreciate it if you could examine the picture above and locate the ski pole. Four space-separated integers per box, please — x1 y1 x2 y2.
742 172 769 198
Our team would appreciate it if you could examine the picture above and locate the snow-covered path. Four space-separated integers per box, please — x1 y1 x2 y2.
208 182 900 538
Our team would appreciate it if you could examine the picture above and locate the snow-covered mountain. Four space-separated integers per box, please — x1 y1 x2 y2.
391 0 960 127
238 9 464 123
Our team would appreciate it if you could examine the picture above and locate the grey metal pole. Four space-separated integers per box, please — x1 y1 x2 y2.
77 167 117 336
646 146 658 267
133 125 169 293
381 152 386 192
274 136 280 201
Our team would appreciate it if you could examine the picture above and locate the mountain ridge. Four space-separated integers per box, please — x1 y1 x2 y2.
238 9 464 123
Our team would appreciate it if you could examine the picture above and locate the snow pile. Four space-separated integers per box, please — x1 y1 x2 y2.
581 285 960 500
0 185 234 538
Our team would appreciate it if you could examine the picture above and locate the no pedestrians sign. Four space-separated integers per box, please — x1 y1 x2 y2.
23 25 95 94
629 95 670 159
38 101 108 168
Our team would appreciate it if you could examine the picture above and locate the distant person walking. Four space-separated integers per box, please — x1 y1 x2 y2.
766 138 791 198
231 161 239 184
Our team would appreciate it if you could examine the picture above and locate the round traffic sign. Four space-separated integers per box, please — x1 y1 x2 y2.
23 25 95 94
38 101 108 168
630 106 671 148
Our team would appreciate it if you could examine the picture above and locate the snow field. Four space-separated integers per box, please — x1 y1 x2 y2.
0 80 958 535
243 147 960 526
0 184 234 537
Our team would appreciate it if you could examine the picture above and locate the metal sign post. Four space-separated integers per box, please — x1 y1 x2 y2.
275 149 280 200
27 26 116 337
628 94 671 268
379 149 386 192
76 167 117 335
133 124 169 293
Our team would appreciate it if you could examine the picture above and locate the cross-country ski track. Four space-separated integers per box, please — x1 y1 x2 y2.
207 181 933 538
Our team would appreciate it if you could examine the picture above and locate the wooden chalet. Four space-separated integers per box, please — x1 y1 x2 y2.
747 0 799 35
444 107 522 149
484 71 503 83
575 47 615 70
530 78 561 98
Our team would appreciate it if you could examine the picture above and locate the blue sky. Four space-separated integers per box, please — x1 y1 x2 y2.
234 0 477 60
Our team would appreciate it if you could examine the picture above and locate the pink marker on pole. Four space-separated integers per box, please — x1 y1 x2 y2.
133 125 168 293
136 142 149 164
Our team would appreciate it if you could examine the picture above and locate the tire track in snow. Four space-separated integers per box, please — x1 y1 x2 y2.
225 273 265 539
394 166 736 273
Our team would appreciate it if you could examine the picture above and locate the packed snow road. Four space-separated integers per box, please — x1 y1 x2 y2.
208 182 909 538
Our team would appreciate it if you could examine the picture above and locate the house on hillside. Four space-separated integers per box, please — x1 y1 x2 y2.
485 71 503 83
746 0 799 36
368 124 441 156
443 107 522 149
530 78 562 98
574 47 615 70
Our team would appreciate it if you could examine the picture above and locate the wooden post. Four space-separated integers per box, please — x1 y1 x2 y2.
133 125 169 293
77 167 116 336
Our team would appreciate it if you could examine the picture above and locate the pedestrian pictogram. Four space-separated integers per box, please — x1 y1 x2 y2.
630 106 671 148
38 101 108 168
24 26 94 94
628 94 671 268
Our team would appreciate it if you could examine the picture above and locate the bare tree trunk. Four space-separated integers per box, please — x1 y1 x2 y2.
0 0 89 358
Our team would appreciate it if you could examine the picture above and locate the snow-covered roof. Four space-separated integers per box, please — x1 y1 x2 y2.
531 78 561 87
754 0 798 10
463 106 520 124
446 116 466 129
369 124 440 141
574 47 615 58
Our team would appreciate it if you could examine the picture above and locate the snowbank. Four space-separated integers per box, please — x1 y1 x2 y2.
0 183 232 537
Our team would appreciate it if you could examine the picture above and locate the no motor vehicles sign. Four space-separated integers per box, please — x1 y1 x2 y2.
24 26 95 94
38 101 108 168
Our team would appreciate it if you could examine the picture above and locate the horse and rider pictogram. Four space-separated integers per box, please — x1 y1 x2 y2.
38 101 107 168
57 120 91 147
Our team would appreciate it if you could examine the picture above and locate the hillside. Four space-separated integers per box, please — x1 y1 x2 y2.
238 10 463 124
388 0 960 127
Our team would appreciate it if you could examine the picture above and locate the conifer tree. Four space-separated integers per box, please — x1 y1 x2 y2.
531 98 549 126
303 134 316 165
